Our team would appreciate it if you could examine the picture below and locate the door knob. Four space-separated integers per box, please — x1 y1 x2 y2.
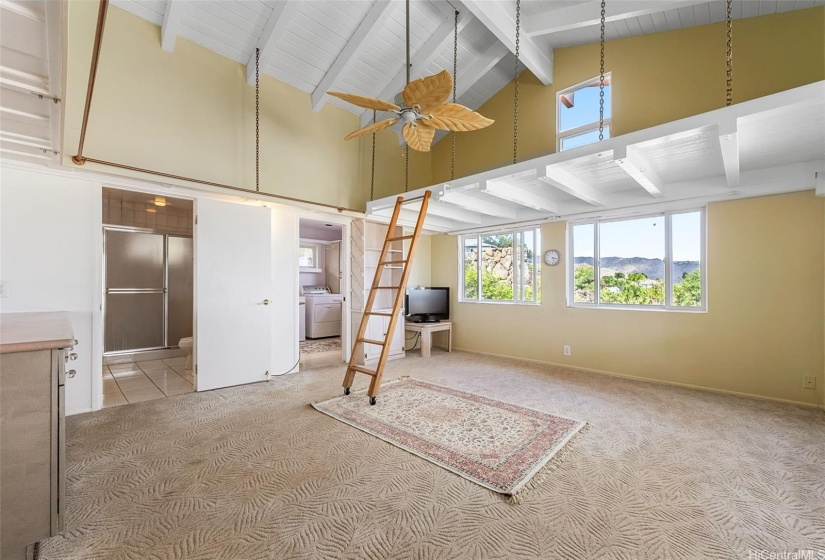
260 299 270 306
67 370 77 379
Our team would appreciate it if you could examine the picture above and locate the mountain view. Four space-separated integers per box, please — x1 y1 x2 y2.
574 257 699 280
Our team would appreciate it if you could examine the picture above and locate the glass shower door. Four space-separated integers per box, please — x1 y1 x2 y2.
104 229 166 353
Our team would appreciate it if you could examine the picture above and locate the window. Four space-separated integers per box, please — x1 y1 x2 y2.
557 74 611 152
568 210 705 310
461 228 541 304
298 244 319 271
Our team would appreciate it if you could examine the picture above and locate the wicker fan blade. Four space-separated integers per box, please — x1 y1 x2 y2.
419 103 494 132
328 91 400 112
344 118 398 141
402 123 435 152
402 70 453 114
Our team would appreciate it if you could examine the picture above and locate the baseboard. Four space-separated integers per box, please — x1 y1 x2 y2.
452 346 824 411
67 407 94 416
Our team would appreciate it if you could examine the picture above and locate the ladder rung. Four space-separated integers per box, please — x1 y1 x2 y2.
365 311 393 317
357 338 385 346
387 235 414 242
375 286 400 290
379 260 406 266
349 365 377 377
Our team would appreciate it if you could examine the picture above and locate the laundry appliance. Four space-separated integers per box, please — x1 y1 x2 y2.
302 285 342 339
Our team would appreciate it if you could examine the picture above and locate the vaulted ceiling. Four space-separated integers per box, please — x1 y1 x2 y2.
112 0 824 129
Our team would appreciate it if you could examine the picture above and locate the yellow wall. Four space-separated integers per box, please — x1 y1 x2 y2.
427 8 825 407
431 7 825 182
63 4 431 211
432 192 824 407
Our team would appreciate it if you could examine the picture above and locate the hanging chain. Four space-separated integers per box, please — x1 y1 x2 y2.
255 47 260 192
598 0 605 141
726 0 733 107
370 110 376 201
513 0 521 164
404 146 409 192
451 9 458 181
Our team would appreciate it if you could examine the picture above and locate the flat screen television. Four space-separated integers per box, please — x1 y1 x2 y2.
405 287 449 323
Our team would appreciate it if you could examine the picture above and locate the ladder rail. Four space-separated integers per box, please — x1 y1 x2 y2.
343 191 432 402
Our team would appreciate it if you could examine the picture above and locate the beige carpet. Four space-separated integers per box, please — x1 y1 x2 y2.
41 351 825 559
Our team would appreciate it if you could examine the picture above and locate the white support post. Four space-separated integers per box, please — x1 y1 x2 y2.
540 167 605 206
459 0 554 85
161 0 184 53
613 145 666 198
717 120 740 187
247 1 299 85
311 0 396 111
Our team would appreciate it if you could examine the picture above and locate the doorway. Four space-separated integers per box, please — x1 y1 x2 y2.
298 218 345 370
101 187 194 407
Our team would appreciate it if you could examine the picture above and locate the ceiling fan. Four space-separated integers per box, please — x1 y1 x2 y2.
327 2 493 153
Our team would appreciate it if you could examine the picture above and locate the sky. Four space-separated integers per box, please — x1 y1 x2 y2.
573 211 701 261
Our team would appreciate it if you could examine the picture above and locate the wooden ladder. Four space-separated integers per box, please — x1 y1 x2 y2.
343 191 432 405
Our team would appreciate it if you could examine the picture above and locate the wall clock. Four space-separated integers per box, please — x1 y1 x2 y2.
544 250 561 266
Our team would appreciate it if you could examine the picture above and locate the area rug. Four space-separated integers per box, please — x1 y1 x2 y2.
312 378 587 496
300 337 341 354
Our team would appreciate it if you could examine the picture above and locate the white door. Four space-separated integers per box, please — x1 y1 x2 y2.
196 199 272 391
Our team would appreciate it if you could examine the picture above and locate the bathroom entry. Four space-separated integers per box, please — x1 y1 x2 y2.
298 219 345 369
101 187 195 408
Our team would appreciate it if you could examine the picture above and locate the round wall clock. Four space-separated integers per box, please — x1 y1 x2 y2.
544 249 561 266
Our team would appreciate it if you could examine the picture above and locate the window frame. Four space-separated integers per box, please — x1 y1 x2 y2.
566 208 707 312
556 73 612 152
459 227 542 306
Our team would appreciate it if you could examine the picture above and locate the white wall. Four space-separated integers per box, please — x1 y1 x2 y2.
0 164 99 414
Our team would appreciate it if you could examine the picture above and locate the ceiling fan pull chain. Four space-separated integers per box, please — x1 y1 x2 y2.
598 0 605 142
513 0 521 165
255 47 260 192
451 9 458 181
370 110 376 201
405 145 409 192
726 0 733 107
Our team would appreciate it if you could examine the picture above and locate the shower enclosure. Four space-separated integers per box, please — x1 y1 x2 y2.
103 228 193 354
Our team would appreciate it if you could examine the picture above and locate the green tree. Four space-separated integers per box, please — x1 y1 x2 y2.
464 261 477 299
673 268 701 306
482 235 512 248
574 265 595 292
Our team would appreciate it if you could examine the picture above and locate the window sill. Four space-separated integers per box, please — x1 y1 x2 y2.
567 303 707 314
459 299 541 307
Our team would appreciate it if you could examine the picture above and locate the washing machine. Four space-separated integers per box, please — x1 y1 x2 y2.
303 285 343 339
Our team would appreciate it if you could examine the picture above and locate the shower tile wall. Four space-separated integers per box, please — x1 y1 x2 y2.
103 195 193 235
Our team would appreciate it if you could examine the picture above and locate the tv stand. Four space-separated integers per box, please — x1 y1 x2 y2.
404 321 452 358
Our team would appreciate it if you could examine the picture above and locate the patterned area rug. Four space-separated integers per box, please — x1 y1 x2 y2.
313 378 587 496
300 337 341 354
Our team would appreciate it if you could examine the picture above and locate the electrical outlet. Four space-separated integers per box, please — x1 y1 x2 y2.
0 280 7 298
803 376 816 390
563 345 571 357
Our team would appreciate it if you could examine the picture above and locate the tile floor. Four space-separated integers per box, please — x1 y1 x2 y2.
103 356 194 408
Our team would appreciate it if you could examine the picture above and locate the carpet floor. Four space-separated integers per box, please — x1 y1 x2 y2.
41 351 825 559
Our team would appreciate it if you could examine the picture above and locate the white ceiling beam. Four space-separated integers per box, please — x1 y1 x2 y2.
456 42 509 99
311 0 396 112
540 167 604 206
247 1 300 85
613 145 665 198
482 179 558 214
438 190 518 220
360 11 473 127
411 199 484 224
717 120 740 187
161 0 184 53
458 0 554 85
524 0 709 37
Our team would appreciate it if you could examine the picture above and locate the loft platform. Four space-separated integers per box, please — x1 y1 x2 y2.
366 81 825 233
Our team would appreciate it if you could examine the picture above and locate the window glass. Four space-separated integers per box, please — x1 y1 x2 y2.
671 211 702 307
572 223 595 303
463 237 478 299
560 126 611 151
298 246 315 267
517 230 541 303
481 234 514 301
559 80 612 132
598 217 665 306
